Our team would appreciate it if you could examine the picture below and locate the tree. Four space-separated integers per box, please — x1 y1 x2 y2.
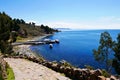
93 31 113 72
0 12 20 54
112 34 120 74
0 12 12 54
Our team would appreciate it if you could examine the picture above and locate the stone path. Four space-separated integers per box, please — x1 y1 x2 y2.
4 58 71 80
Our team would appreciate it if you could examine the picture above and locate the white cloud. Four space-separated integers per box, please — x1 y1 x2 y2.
34 16 120 29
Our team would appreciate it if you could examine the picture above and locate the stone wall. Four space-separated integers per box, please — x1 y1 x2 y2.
5 54 119 80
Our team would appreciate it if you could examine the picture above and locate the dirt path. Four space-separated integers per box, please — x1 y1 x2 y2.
4 58 70 80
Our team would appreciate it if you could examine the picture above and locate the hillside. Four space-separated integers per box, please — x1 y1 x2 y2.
13 19 59 38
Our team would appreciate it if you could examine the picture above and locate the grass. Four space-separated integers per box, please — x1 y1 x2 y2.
7 65 15 80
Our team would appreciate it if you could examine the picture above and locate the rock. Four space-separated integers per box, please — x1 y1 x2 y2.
106 78 110 80
65 67 72 77
98 76 106 80
59 66 66 73
89 73 98 80
82 69 90 79
94 69 102 76
46 62 52 68
51 63 58 71
110 75 117 80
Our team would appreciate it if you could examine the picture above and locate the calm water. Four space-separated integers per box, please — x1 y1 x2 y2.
30 29 120 70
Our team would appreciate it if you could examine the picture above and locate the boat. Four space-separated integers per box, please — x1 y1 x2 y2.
49 44 53 48
55 39 59 43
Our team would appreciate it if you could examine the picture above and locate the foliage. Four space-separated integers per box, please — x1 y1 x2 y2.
0 11 58 54
101 69 110 77
40 24 59 34
60 60 73 68
13 18 25 24
84 65 94 70
0 12 20 54
16 36 22 40
93 31 113 72
6 63 15 80
112 34 120 75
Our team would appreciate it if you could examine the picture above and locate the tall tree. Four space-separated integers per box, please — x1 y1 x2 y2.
112 34 120 74
0 12 19 54
0 12 12 54
93 31 113 72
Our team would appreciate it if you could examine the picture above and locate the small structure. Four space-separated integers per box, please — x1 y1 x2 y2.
49 44 53 48
12 39 60 46
55 39 59 43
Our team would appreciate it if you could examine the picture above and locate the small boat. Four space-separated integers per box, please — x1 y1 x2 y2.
55 39 59 43
49 44 53 48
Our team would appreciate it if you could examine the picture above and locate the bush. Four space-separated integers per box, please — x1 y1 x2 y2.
6 63 15 80
101 69 110 77
84 65 94 70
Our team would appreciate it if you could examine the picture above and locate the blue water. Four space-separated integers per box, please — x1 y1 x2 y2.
30 29 120 70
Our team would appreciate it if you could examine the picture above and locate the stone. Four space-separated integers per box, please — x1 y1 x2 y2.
98 76 106 80
110 75 117 80
51 63 58 71
94 69 102 76
89 74 98 80
106 78 110 80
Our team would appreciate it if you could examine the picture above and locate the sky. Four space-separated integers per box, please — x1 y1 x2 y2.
0 0 120 29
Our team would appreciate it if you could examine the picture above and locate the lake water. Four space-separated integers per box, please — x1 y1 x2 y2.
30 29 120 71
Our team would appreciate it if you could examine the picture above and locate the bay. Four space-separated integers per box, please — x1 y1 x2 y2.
30 29 120 72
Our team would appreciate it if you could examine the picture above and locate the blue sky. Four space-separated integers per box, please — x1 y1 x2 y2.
0 0 120 29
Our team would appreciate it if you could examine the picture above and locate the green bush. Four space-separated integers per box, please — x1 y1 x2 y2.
84 65 94 70
6 63 15 80
17 36 22 40
101 69 110 77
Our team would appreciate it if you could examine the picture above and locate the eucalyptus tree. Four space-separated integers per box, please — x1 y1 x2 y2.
112 34 120 74
93 31 113 72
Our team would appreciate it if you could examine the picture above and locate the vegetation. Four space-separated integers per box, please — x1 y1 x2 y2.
112 34 120 75
93 31 120 75
0 12 58 79
101 69 110 77
0 12 58 55
0 12 20 54
93 32 113 72
6 65 15 80
40 24 59 34
84 65 94 70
